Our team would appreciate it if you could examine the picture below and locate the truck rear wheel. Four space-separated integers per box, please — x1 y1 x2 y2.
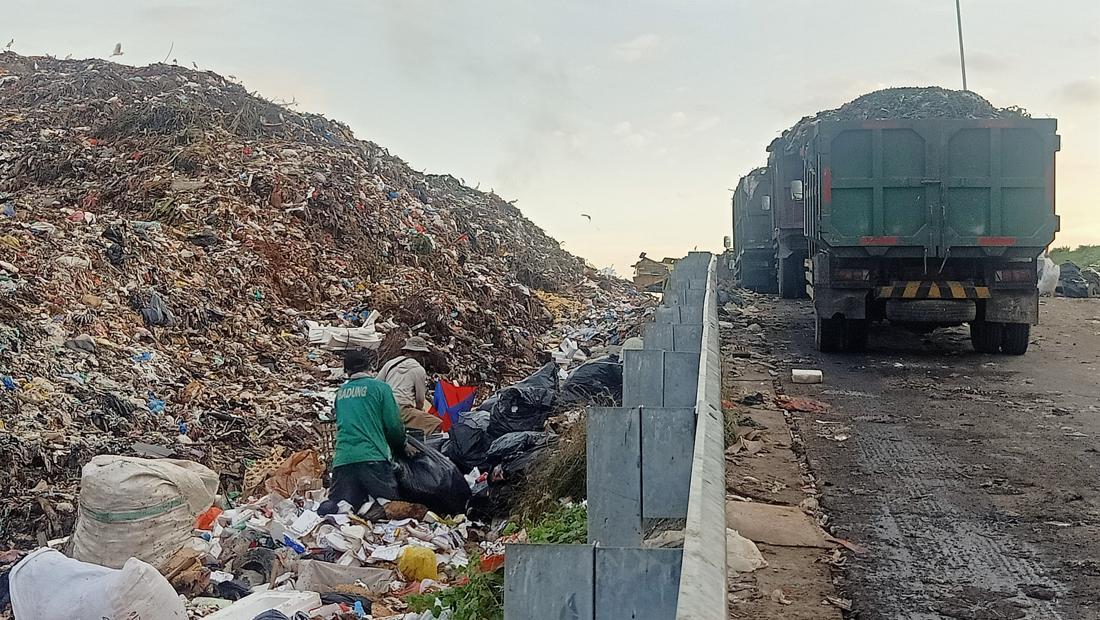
1000 323 1031 355
970 320 1003 353
778 256 804 299
815 316 844 352
843 319 869 352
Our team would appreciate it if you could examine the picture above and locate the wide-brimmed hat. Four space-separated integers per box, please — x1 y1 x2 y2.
402 336 431 353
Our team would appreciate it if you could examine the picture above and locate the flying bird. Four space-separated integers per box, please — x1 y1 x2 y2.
110 43 123 57
581 213 592 222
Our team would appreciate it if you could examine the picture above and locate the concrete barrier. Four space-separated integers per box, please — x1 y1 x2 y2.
504 252 726 619
674 254 728 620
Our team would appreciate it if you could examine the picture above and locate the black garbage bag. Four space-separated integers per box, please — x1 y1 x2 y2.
485 362 560 439
486 431 558 479
476 392 500 413
0 567 10 610
443 410 492 473
467 479 517 521
320 592 373 607
557 356 623 406
1058 261 1090 298
424 434 449 453
215 579 252 601
395 436 471 515
486 431 556 464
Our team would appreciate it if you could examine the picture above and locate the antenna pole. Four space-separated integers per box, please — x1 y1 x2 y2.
955 0 968 91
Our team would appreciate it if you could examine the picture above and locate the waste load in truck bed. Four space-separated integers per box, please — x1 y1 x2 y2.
778 86 1030 150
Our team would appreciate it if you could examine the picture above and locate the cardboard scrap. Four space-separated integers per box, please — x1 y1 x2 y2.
725 501 833 549
264 449 323 498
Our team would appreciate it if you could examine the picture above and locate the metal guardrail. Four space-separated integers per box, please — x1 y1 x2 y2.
504 252 726 619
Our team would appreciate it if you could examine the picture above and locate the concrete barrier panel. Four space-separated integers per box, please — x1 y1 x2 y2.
595 548 683 620
623 350 699 408
641 407 696 519
505 544 594 620
587 407 642 546
644 323 703 352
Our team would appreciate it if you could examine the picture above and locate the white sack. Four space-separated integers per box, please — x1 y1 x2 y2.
9 547 186 620
69 455 218 569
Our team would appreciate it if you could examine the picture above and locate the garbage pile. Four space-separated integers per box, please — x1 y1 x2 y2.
0 51 652 549
1056 261 1100 298
777 86 1030 150
0 347 614 618
0 450 519 620
440 350 629 520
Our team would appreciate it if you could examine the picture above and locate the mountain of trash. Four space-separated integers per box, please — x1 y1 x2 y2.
0 52 650 545
777 86 1030 150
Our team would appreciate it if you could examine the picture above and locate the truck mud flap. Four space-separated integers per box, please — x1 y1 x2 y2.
986 290 1039 324
814 288 869 320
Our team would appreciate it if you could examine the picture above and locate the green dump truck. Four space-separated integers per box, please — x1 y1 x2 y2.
790 118 1059 354
731 167 778 292
766 144 810 299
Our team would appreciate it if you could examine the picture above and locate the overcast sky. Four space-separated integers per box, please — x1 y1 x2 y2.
6 0 1099 271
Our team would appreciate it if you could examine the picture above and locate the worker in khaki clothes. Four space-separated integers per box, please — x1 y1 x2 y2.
377 336 441 435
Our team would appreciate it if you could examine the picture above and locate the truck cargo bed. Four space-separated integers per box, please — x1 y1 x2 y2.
806 119 1059 258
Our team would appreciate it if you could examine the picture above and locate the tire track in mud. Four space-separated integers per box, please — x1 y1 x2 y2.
750 296 1100 618
851 418 1066 619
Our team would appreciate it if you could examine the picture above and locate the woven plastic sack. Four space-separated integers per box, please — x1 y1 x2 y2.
69 455 218 569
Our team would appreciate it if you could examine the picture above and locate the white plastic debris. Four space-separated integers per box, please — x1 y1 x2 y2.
1038 254 1059 296
792 369 823 384
203 590 321 620
726 528 768 573
306 311 384 351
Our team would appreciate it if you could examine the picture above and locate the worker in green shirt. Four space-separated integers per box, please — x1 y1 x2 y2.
319 349 407 516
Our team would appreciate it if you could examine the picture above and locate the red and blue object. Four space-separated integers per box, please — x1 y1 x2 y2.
429 380 478 432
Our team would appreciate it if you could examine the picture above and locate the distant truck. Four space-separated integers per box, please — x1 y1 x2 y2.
766 144 810 299
787 118 1060 354
632 253 677 293
730 167 777 292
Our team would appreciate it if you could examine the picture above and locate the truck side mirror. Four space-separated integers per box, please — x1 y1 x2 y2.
761 196 772 211
790 180 804 201
723 235 732 249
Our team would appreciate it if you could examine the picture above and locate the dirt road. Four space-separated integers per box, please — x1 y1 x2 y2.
740 296 1100 619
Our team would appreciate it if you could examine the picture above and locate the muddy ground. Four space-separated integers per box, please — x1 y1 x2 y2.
730 296 1100 620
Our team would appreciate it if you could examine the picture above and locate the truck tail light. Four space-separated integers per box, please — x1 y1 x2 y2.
994 269 1034 283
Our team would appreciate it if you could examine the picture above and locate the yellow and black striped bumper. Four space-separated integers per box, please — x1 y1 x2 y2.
876 281 990 300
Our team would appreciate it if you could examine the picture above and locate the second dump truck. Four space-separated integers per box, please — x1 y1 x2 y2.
781 117 1059 354
731 167 777 292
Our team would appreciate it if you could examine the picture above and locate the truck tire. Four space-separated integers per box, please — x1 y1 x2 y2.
815 316 844 353
886 300 976 324
778 256 804 299
743 268 775 293
1000 323 1030 355
970 320 1002 354
843 319 869 352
